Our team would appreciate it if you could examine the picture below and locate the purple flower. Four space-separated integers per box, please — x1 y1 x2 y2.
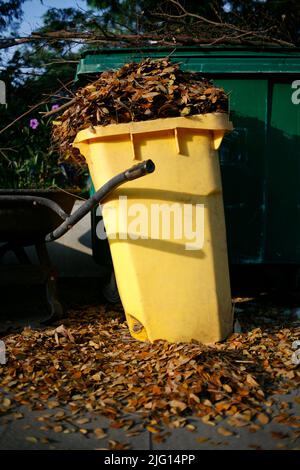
51 104 60 111
29 118 39 130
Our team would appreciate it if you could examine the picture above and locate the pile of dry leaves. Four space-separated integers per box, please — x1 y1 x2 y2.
0 305 299 435
51 57 228 162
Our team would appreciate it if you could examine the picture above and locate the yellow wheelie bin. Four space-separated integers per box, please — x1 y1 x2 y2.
74 113 233 344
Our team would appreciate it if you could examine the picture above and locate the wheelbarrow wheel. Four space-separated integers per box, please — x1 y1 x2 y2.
102 271 120 304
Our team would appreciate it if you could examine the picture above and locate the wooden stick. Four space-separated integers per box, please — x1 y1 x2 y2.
40 97 77 117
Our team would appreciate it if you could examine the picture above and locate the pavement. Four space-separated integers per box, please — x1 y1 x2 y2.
0 278 300 450
0 391 299 450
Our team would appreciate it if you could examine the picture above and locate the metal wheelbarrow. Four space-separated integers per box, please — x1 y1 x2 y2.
0 160 155 322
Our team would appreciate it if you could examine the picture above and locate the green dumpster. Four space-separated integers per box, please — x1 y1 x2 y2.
76 47 300 265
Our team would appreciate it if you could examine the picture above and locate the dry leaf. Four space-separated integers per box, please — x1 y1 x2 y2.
169 400 187 411
94 428 107 439
53 425 63 433
76 418 90 425
25 436 38 444
257 413 269 425
52 324 74 344
186 424 196 432
217 426 234 437
47 400 59 409
2 398 11 408
146 426 160 433
79 428 88 434
271 431 289 439
196 437 209 443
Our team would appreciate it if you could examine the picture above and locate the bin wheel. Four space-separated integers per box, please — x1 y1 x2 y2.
102 271 120 304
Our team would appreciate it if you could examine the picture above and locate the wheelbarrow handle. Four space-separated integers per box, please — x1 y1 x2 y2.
0 195 69 220
45 159 155 243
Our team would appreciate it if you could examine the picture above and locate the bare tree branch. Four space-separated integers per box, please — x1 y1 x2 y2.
155 0 295 48
0 28 295 50
40 96 77 117
41 60 79 66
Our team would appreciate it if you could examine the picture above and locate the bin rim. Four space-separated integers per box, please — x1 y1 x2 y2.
73 113 233 145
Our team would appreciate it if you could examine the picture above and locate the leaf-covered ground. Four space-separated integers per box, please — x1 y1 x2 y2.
1 299 299 445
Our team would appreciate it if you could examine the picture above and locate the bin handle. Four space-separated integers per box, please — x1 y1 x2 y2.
45 159 155 243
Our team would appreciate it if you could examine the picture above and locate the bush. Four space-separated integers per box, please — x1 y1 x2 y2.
0 106 88 190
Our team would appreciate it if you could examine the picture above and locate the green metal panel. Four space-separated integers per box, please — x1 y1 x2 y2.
80 47 300 264
215 78 268 263
76 47 300 78
266 80 300 263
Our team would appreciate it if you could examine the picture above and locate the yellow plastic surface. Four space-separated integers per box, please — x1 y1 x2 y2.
74 114 233 344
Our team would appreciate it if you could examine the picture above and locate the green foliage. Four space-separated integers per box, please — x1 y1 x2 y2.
86 0 144 31
40 7 87 31
0 0 24 32
0 43 82 189
85 0 300 44
0 107 87 189
0 4 85 190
